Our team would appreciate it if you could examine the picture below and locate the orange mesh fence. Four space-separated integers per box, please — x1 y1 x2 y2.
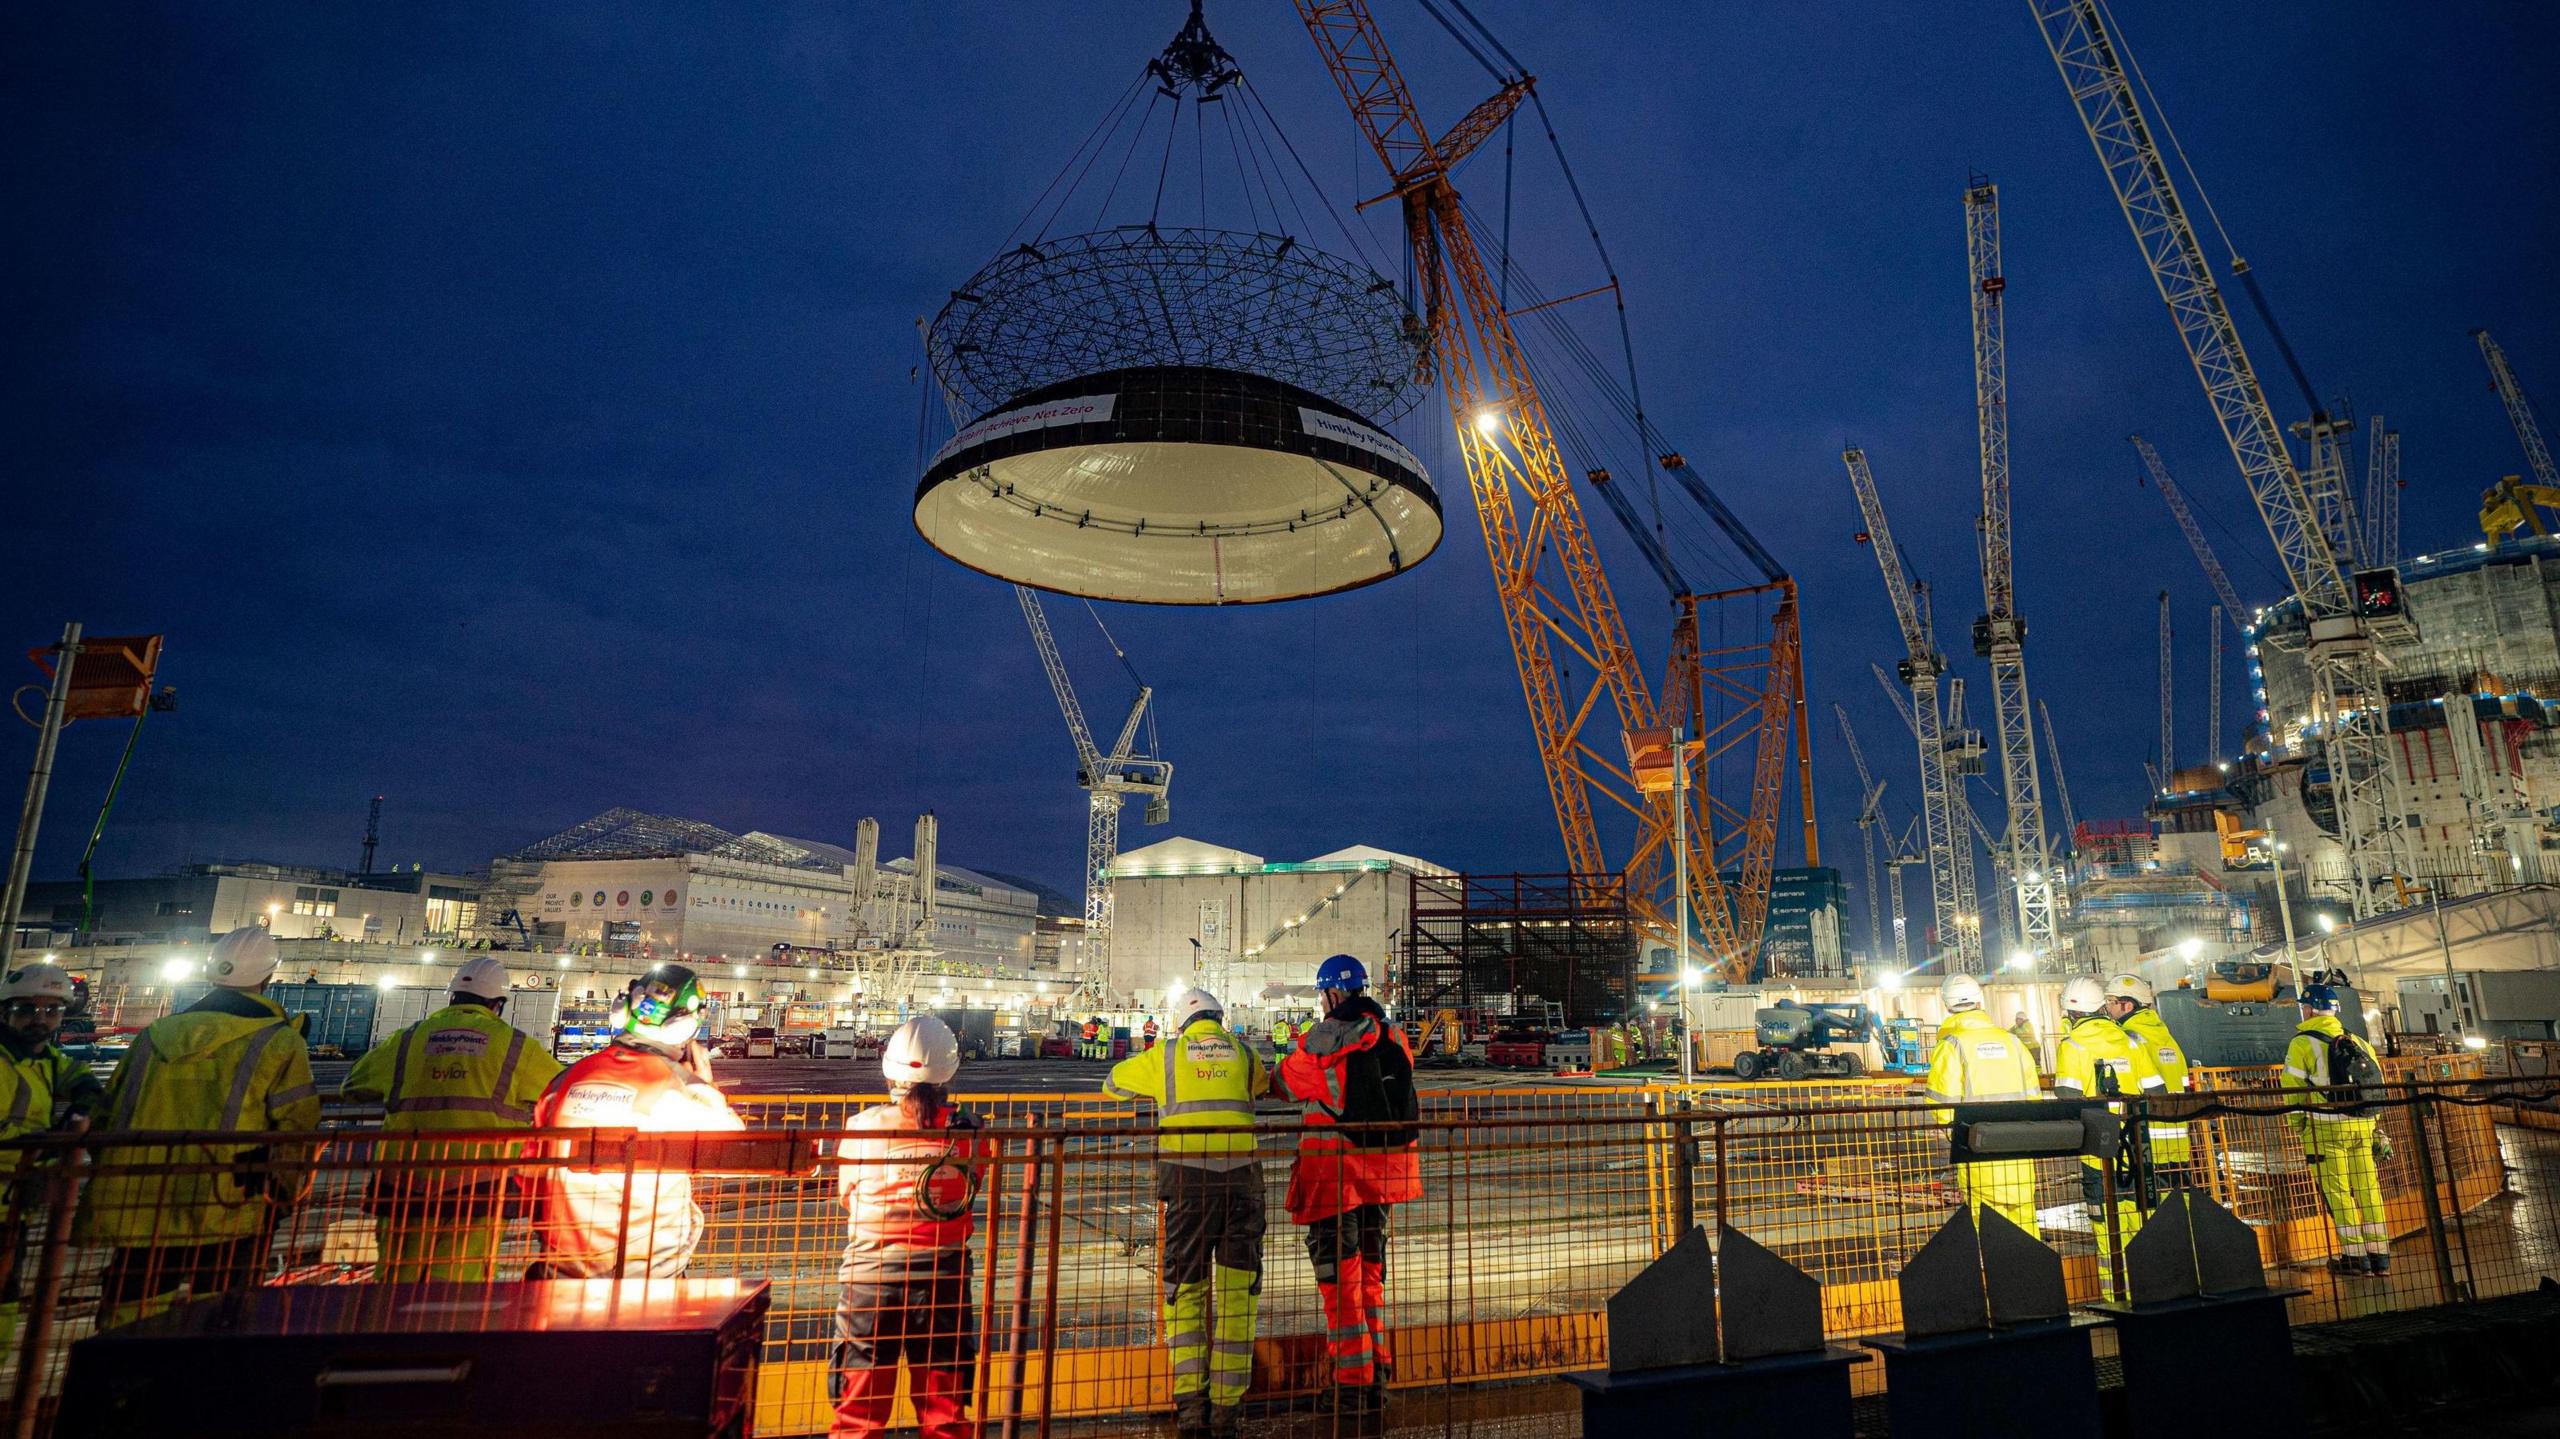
4 1074 2556 1436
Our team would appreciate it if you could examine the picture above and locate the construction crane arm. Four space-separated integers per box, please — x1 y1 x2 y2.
2032 1 2347 616
2478 329 2560 491
2131 435 2250 624
1844 449 1935 665
1019 587 1102 773
2038 699 2080 851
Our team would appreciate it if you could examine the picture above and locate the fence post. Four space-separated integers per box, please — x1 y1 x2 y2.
1711 1113 1730 1234
996 1122 1046 1439
8 1146 83 1439
971 1131 1009 1431
1036 1129 1067 1439
2401 1083 2466 1304
1673 1097 1698 1237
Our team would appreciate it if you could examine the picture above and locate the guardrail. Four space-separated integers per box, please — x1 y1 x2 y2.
3 1070 2554 1437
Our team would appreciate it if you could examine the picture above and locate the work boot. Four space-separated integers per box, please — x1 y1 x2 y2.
1208 1404 1241 1438
2366 1251 2392 1276
1174 1395 1212 1438
2326 1255 2368 1277
1324 1384 1383 1437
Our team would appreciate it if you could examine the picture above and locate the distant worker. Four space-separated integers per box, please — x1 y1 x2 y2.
530 963 742 1277
2008 1009 2037 1052
1142 1015 1160 1050
0 965 106 1347
1269 1014 1291 1052
2053 976 2164 1301
2283 983 2392 1275
1103 987 1268 1437
831 1016 986 1439
1924 974 2042 1237
75 928 322 1327
343 956 563 1280
1277 956 1419 1432
2105 975 2194 1194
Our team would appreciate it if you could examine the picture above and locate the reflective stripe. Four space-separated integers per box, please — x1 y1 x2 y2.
492 1028 527 1108
384 1024 419 1111
108 1030 156 1128
1965 1089 2033 1103
2052 1078 2085 1096
3 1073 30 1129
1102 1081 1143 1100
2283 1065 2315 1080
1328 1324 1367 1341
1164 1040 1180 1105
1172 1358 1209 1376
1212 1340 1254 1357
1162 1152 1260 1172
264 1082 319 1113
1167 1329 1207 1348
1165 1097 1256 1117
388 1094 534 1121
218 1023 290 1130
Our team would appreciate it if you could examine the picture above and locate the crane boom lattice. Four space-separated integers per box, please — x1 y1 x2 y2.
2036 0 2414 915
2478 330 2560 491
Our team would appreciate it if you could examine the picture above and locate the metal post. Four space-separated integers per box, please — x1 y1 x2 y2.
2432 894 2463 1043
1711 1114 1730 1234
998 1125 1044 1439
1674 731 1694 1084
1672 1098 1697 1235
8 1148 83 1439
1035 1130 1066 1439
972 1134 1009 1429
2401 1083 2465 1303
2270 844 2302 990
1 622 81 967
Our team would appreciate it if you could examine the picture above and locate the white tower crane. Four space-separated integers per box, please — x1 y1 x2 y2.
2476 330 2559 490
2036 3 2417 916
2131 436 2250 629
1963 177 2060 964
1017 588 1171 991
1846 447 1984 972
1834 704 1892 970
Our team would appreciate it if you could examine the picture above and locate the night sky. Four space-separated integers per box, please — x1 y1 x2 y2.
8 4 2556 948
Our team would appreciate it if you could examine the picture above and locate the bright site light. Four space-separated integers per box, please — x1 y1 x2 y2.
2316 914 2337 934
2004 951 2033 971
1473 408 1502 436
1681 966 1704 989
2462 1035 2490 1051
376 973 399 990
2177 937 2204 960
161 957 193 982
1877 970 1903 992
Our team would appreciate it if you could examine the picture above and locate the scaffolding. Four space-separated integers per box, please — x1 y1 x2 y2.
1399 872 1639 1027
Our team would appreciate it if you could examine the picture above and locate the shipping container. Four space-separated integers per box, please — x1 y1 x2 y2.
2397 971 2560 1041
371 983 565 1051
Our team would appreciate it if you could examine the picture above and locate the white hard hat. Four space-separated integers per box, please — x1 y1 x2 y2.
2 966 75 1005
1168 986 1222 1032
2105 974 2156 1007
2062 975 2108 1015
208 927 279 989
1941 974 1985 1011
451 956 511 1001
883 1015 960 1086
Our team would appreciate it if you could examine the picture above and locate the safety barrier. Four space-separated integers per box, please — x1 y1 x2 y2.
4 1072 2556 1437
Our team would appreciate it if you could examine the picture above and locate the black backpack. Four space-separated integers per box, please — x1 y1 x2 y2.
1338 1022 1421 1149
2325 1033 2387 1115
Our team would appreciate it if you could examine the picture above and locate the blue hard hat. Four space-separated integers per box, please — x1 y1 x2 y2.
2300 982 2341 1011
1315 954 1368 991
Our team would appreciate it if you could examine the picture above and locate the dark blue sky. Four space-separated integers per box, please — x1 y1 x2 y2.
7 4 2555 943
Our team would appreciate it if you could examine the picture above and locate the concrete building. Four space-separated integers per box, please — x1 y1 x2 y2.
1102 836 1451 1023
12 861 479 951
477 808 1038 975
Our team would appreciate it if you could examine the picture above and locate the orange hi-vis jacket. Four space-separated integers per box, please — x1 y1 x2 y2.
1276 995 1421 1223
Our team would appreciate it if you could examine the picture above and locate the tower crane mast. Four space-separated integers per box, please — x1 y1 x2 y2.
1018 587 1171 989
1963 177 2060 962
1846 447 1983 973
2361 416 2401 564
2157 591 2174 779
2477 330 2559 491
2036 1 2415 915
2038 699 2080 859
2208 604 2225 763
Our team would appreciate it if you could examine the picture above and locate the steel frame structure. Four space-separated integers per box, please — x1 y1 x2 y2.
2363 417 2401 565
2158 591 2174 778
2131 435 2250 624
1294 0 1808 977
1962 178 2059 963
1833 703 1889 969
2035 0 2415 916
1846 447 1982 973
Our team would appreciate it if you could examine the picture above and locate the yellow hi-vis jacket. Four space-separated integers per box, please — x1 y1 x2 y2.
0 1039 105 1186
1924 1009 2041 1124
74 988 324 1246
1105 1016 1269 1169
344 1003 564 1193
2118 1006 2194 1162
2054 1015 2165 1170
2281 1014 2383 1144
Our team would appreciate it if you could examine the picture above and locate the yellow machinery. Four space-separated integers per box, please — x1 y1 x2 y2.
2481 474 2560 548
